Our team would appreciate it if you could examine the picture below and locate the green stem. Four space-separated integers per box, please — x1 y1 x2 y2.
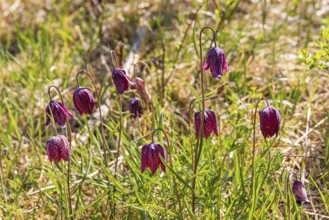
76 69 109 165
48 86 73 219
112 94 123 217
151 128 183 219
0 142 9 204
114 94 122 174
192 26 217 215
286 172 298 218
249 97 269 219
66 117 73 220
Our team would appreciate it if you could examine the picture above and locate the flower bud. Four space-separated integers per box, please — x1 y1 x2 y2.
194 109 218 139
129 97 142 118
292 180 309 204
73 87 95 115
46 135 71 162
259 106 281 138
203 47 230 78
134 77 150 102
45 100 73 126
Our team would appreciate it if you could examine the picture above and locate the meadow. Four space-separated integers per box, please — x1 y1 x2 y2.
0 0 328 219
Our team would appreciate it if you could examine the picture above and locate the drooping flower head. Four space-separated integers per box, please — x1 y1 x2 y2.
194 109 218 139
292 180 309 205
45 100 73 126
129 97 142 118
73 87 95 115
203 47 230 78
141 142 166 174
134 77 150 102
259 106 281 139
112 68 135 94
46 135 71 163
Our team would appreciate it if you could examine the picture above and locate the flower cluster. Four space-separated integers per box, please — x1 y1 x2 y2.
44 62 149 164
41 27 291 213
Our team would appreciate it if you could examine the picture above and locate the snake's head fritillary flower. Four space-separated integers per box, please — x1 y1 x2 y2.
129 97 142 118
46 135 71 163
45 100 73 126
112 68 135 94
134 77 150 102
292 180 310 205
194 109 218 139
73 87 95 115
141 142 166 174
259 106 281 139
203 47 230 78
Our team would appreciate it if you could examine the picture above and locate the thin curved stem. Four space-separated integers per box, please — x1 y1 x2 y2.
151 128 183 219
192 25 217 214
48 85 65 104
47 86 73 218
76 69 108 165
188 98 197 127
133 61 151 79
286 170 299 218
288 171 298 182
0 142 9 207
249 97 269 219
66 117 73 220
286 171 291 219
113 94 123 216
110 50 118 68
114 94 122 174
0 142 9 193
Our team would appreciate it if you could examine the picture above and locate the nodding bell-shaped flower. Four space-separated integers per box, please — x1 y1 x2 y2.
141 142 166 174
112 68 135 94
203 47 230 78
194 109 218 139
259 106 281 139
46 135 71 163
292 180 310 205
73 87 95 115
45 100 73 126
129 97 142 118
134 77 150 102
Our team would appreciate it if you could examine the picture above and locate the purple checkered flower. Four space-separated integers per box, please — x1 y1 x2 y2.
194 109 218 139
73 87 95 115
45 100 73 126
112 68 135 94
203 47 230 78
141 143 166 174
259 106 281 139
46 135 71 163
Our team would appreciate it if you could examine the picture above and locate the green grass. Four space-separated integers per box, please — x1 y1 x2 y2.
0 0 328 219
